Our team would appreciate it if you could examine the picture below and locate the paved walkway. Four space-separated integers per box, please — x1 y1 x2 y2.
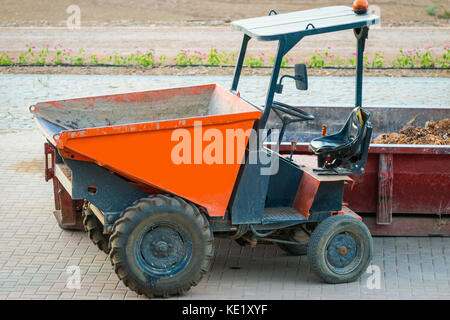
0 131 449 300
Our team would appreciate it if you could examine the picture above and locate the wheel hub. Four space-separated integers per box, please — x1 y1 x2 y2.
339 246 347 256
154 241 170 256
327 233 358 269
139 225 187 270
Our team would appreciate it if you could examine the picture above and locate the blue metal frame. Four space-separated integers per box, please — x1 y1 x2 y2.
227 14 372 226
354 27 369 108
64 159 148 232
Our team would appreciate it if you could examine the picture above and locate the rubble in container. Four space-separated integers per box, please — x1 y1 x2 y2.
372 116 449 145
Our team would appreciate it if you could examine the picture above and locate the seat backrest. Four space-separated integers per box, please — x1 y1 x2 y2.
344 107 370 143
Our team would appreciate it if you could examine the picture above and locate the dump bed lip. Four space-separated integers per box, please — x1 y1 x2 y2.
32 83 220 110
30 83 260 128
30 83 262 149
33 115 65 146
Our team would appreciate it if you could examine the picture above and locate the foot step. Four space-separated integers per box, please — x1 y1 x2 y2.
262 207 306 224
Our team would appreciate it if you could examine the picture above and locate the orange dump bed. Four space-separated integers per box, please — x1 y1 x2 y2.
31 84 262 217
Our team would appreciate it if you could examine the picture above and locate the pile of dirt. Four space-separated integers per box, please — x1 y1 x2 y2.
372 117 449 145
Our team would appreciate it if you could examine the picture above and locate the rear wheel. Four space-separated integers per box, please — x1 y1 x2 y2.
82 202 110 254
109 195 214 298
307 215 372 283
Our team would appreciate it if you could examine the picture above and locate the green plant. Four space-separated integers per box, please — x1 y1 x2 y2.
270 55 293 67
425 1 450 19
158 54 167 64
391 48 441 68
425 3 438 16
206 48 221 66
244 53 264 67
371 52 385 67
420 50 437 67
438 47 449 67
306 47 346 67
217 51 236 65
392 49 416 67
174 49 205 65
134 50 156 66
307 51 326 67
0 54 13 65
1 44 449 69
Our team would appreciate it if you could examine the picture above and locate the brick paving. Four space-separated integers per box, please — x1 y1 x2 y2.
0 131 449 300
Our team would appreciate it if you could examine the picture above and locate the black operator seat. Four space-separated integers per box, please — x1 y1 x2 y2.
310 107 369 154
309 107 372 175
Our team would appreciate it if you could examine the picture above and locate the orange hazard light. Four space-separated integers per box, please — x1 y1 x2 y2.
353 0 369 14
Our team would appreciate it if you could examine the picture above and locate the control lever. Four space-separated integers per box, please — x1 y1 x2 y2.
290 140 297 161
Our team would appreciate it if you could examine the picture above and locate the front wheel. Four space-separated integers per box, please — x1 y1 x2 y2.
109 195 214 298
307 215 373 284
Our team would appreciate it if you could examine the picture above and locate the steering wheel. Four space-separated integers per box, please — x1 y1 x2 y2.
271 101 315 121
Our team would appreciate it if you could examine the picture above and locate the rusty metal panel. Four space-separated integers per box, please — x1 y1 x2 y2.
44 142 55 182
292 172 320 218
52 177 84 231
377 153 393 225
280 143 450 218
332 206 362 221
291 164 353 218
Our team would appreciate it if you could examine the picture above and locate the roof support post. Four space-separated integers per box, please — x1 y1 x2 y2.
259 35 302 130
260 39 286 129
231 34 251 92
354 26 369 108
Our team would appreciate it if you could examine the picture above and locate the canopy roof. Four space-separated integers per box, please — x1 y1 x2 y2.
231 6 380 41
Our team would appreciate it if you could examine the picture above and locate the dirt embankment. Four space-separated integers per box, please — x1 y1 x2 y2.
1 0 449 27
373 117 450 145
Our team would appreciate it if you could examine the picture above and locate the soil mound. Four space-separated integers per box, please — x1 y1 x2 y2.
372 117 449 145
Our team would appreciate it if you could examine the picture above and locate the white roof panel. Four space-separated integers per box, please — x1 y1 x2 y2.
231 6 380 41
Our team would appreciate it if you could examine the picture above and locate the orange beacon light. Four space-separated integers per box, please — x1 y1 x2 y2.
353 0 369 14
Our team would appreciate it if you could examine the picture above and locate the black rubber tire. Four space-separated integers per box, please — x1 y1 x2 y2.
277 227 309 256
109 195 214 298
307 215 373 284
82 202 110 254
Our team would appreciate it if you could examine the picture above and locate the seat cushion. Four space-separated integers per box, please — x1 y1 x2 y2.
309 107 367 154
310 136 352 153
